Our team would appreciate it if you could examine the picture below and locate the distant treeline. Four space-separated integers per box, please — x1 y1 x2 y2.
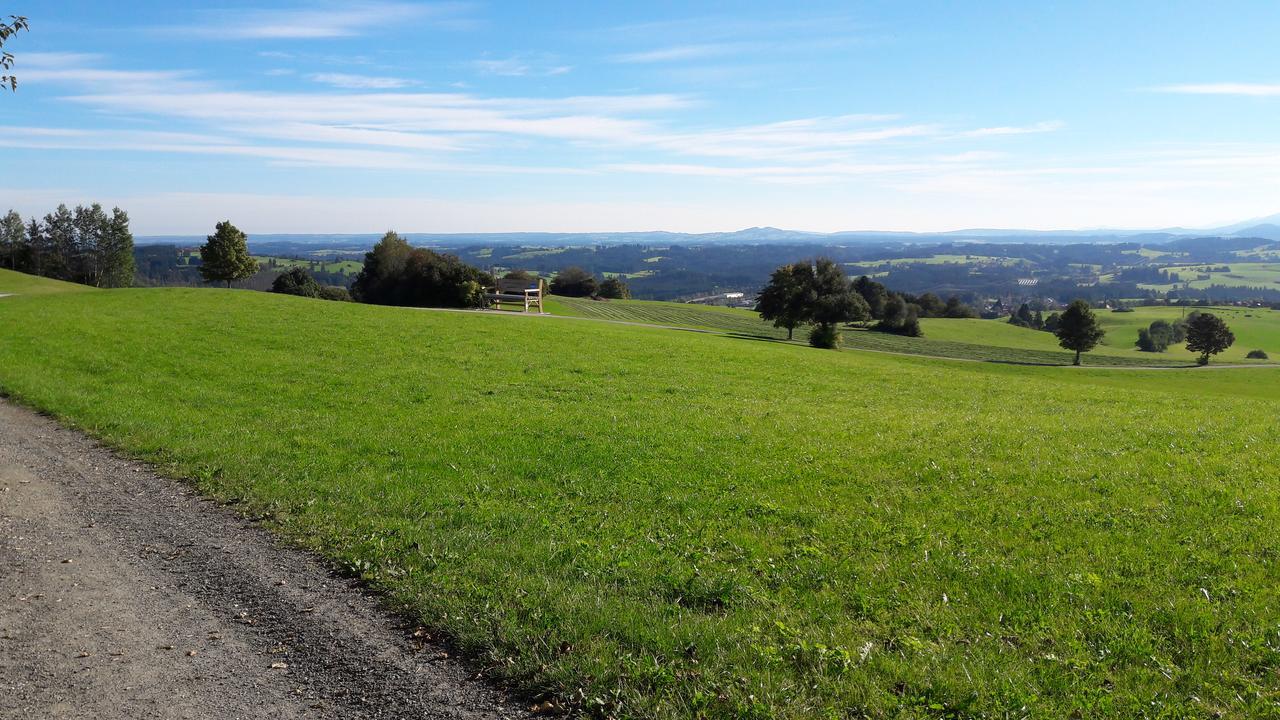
1 205 135 287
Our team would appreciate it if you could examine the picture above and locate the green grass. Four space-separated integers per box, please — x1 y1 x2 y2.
2 287 1279 718
252 255 364 274
1095 306 1280 363
1133 262 1280 291
0 268 97 296
549 296 1279 367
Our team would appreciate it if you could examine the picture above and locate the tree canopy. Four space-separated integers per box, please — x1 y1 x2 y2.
756 258 868 348
1184 312 1234 365
550 266 599 297
1 15 29 92
271 266 322 298
755 262 814 341
1053 299 1105 365
199 221 258 288
351 231 489 308
1 203 134 287
598 276 631 299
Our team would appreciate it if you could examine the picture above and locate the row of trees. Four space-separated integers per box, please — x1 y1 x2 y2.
755 259 871 347
351 232 490 307
755 260 981 348
546 266 630 299
1134 312 1235 364
270 267 352 301
1 205 135 287
1051 303 1237 365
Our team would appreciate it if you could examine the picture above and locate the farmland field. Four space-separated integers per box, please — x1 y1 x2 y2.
2 281 1279 718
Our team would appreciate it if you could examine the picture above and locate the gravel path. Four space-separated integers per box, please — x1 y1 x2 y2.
0 399 525 720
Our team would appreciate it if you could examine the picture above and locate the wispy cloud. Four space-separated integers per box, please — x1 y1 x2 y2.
171 2 474 40
1150 82 1280 97
958 121 1065 138
611 43 745 64
17 54 1067 185
469 55 572 77
308 72 417 89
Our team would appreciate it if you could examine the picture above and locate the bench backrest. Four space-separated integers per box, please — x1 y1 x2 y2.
495 277 541 294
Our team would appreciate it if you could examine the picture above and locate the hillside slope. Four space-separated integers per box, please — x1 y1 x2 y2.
0 268 97 296
1 288 1278 718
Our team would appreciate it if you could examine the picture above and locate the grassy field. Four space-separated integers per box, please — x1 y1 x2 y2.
2 281 1279 718
1133 262 1280 291
1096 306 1280 363
0 267 97 295
251 255 364 274
549 296 1278 367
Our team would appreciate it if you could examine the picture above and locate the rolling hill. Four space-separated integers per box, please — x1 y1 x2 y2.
2 281 1279 717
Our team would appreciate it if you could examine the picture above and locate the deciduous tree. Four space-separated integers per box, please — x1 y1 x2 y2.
1184 312 1234 365
755 262 814 341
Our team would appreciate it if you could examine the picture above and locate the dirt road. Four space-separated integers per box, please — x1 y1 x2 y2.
0 399 523 719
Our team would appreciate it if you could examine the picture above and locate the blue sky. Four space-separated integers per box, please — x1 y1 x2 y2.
4 1 1280 234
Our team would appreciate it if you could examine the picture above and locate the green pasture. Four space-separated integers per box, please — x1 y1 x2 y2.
0 267 97 295
2 278 1279 718
549 296 1277 366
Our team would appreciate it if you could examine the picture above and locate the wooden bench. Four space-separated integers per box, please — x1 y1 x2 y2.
483 277 544 313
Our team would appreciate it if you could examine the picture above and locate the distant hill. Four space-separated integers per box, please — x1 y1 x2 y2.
134 212 1280 250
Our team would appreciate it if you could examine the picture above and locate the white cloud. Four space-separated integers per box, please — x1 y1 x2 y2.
611 43 744 64
957 121 1065 138
308 73 417 89
469 55 572 77
1150 83 1280 97
172 2 473 40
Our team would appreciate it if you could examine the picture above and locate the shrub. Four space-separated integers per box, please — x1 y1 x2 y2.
271 266 321 298
351 231 490 308
598 276 631 299
808 323 840 349
318 285 352 302
550 266 599 297
1246 349 1268 360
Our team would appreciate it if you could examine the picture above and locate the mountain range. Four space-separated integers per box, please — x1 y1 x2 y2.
136 213 1280 248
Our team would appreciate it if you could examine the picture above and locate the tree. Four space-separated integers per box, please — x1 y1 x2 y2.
550 266 598 297
755 262 814 340
352 232 489 308
875 294 922 337
1009 302 1035 327
1 15 29 92
199 221 258 288
914 292 945 318
1136 320 1174 353
943 295 978 319
271 266 322 298
806 258 869 348
43 204 75 280
1043 311 1061 334
852 275 888 319
1184 312 1234 365
352 231 413 303
598 276 631 299
99 207 135 287
0 209 23 269
1054 299 1105 365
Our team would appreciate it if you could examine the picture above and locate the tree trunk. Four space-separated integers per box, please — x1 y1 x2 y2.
787 326 794 340
1074 349 1081 366
226 280 232 289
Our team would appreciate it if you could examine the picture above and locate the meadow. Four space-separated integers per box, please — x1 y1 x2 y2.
2 271 1279 718
550 296 1278 367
